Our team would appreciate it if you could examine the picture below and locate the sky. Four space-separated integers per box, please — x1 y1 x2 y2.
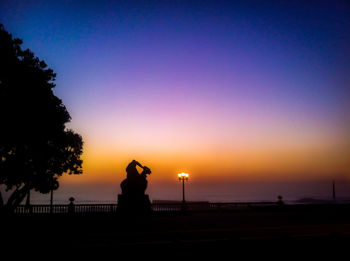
1 0 350 202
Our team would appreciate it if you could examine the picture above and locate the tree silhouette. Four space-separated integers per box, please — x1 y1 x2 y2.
0 25 83 211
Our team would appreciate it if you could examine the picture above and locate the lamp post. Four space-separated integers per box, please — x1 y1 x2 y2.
178 172 189 203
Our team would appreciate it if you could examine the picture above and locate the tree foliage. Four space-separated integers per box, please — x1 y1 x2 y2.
0 25 83 209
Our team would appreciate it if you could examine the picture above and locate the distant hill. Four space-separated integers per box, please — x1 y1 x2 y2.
152 200 209 204
294 198 334 204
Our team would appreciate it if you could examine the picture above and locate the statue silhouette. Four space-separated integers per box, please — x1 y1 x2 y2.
117 160 152 213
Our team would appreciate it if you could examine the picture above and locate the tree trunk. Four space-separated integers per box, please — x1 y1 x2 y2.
5 185 30 212
0 190 3 207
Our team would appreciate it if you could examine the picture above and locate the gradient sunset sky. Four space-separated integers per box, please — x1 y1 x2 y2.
1 0 349 201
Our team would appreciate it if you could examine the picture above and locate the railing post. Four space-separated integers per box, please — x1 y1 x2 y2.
68 197 75 214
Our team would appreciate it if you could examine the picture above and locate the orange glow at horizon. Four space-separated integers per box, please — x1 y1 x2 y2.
61 128 350 186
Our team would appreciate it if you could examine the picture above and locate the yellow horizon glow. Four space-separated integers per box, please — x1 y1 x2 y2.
60 138 350 186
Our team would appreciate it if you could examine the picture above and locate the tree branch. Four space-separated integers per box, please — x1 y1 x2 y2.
0 189 3 207
6 185 29 211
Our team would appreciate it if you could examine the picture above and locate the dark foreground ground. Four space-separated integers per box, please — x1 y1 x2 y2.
2 204 350 257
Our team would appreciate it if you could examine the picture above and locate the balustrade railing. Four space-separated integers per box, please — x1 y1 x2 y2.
11 201 277 215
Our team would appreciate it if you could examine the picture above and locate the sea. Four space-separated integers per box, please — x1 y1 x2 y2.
2 179 350 205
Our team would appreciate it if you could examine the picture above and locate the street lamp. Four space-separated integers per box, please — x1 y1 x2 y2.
178 172 189 203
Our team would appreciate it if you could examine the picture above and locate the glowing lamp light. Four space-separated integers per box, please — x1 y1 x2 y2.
178 172 189 181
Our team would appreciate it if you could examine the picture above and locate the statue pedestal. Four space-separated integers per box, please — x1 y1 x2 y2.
117 194 152 214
